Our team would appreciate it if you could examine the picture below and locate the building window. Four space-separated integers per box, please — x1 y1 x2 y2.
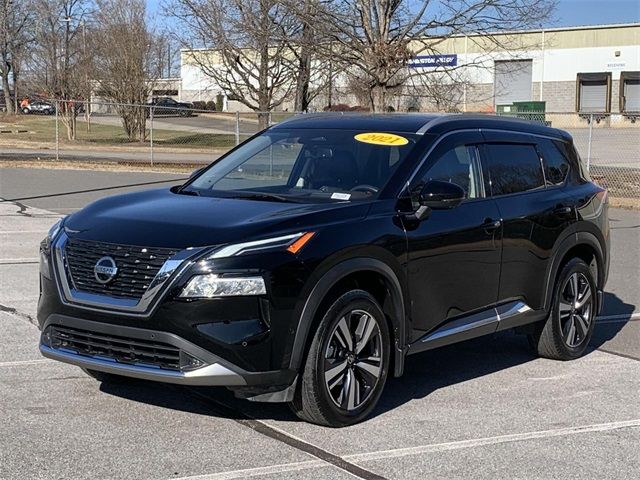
620 71 640 114
576 72 611 113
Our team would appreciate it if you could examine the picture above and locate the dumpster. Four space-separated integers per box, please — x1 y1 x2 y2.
512 101 549 125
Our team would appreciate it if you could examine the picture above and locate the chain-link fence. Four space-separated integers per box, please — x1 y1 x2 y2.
1 100 638 198
498 111 640 199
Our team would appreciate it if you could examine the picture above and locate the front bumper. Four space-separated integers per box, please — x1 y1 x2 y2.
39 314 296 393
40 345 244 386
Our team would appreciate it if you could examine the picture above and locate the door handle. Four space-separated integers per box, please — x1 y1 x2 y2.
481 218 502 231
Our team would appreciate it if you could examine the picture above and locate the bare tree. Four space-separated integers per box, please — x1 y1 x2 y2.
285 1 335 112
308 0 556 112
93 0 159 142
28 0 90 139
169 0 298 128
1 0 33 114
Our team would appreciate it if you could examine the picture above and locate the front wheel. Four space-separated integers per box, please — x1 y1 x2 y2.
529 258 596 360
289 290 390 427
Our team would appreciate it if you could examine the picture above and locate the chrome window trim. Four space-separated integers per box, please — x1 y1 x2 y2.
52 231 205 317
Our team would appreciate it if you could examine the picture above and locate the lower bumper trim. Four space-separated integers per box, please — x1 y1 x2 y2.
40 344 247 386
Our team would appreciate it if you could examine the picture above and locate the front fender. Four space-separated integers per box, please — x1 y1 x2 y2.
288 257 407 377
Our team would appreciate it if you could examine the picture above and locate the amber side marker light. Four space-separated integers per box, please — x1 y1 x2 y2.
287 232 316 254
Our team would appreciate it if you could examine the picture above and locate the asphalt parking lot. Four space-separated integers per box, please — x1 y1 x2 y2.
1 166 639 480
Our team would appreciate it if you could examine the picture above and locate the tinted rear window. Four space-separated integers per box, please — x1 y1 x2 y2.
485 143 544 195
538 139 570 186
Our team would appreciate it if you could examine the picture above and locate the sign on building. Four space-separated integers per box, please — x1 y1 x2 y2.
408 54 458 68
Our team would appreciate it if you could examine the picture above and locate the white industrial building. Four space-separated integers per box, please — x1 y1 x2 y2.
179 23 640 116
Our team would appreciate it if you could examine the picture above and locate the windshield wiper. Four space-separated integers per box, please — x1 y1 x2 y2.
228 192 295 203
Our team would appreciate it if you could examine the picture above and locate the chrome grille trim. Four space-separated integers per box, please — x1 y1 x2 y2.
65 238 176 299
52 231 206 316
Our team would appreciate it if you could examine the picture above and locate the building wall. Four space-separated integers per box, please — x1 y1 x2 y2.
180 24 640 113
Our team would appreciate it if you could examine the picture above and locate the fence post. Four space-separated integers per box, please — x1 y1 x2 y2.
55 100 59 162
586 113 593 171
235 112 240 146
149 105 154 167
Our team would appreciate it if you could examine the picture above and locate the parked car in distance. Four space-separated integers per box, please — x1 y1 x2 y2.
148 97 194 116
22 100 56 115
38 114 609 427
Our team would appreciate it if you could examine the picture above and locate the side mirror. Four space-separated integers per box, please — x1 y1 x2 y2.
189 167 205 179
419 180 466 210
408 180 465 221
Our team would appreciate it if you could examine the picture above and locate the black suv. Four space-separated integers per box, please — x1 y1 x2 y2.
38 114 610 426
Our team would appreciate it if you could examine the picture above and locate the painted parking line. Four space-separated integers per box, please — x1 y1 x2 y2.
0 359 53 368
169 419 640 480
172 460 326 480
596 313 640 323
0 258 40 264
344 419 640 463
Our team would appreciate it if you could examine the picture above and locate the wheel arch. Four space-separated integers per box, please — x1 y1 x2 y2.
543 231 605 312
289 258 407 378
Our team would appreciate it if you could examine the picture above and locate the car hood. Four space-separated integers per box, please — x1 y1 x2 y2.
64 188 371 249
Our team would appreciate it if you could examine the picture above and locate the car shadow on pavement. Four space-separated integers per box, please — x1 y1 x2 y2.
588 291 636 351
98 291 635 424
97 331 538 424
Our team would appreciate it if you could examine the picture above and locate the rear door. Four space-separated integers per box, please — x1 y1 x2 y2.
479 131 576 314
404 131 502 340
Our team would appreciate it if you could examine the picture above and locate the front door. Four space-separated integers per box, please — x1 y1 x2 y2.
404 132 502 341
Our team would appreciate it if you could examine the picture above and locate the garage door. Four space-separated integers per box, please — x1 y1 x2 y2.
494 60 532 106
622 72 640 112
580 80 608 112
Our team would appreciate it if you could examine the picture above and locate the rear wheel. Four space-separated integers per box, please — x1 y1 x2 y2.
289 290 390 427
22 107 30 114
529 258 596 360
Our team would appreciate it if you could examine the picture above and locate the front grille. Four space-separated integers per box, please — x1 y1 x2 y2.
49 325 181 370
65 238 176 300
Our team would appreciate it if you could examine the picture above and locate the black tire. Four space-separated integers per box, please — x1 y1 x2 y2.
289 290 391 427
528 258 597 360
22 107 30 114
81 368 132 384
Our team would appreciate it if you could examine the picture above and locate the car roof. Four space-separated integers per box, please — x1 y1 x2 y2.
272 113 572 142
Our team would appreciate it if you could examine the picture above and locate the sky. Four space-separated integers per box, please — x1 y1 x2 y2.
147 0 640 28
553 0 640 27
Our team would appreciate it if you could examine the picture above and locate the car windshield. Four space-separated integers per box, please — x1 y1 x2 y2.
185 128 419 202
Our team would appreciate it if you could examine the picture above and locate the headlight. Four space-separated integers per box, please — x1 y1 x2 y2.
207 231 315 259
179 274 266 298
48 219 63 242
40 218 64 279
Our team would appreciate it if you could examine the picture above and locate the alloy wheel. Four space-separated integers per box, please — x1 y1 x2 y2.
323 309 383 411
559 272 593 348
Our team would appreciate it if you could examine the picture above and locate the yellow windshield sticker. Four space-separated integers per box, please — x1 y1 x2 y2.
354 132 409 146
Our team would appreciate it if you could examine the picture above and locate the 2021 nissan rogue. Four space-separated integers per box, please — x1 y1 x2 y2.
38 114 610 427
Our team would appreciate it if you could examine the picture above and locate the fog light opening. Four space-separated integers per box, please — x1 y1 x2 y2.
179 351 206 371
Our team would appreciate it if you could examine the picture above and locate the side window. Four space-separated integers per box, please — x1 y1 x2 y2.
538 139 570 186
419 145 482 199
484 143 544 196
